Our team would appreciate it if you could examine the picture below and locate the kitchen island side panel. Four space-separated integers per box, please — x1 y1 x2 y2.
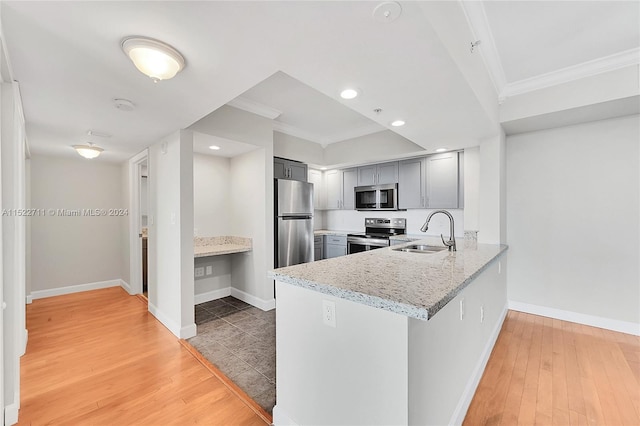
274 281 409 426
408 255 507 426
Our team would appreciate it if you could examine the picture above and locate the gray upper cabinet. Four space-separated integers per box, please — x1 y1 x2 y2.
308 169 324 210
324 168 357 210
425 152 460 208
341 168 358 210
274 157 308 181
357 162 398 186
398 157 426 209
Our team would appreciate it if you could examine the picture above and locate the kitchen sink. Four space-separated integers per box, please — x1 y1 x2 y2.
392 244 448 254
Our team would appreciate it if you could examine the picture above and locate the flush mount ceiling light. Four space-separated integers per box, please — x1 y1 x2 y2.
209 145 221 150
121 36 185 82
340 89 359 100
73 143 104 159
391 120 405 127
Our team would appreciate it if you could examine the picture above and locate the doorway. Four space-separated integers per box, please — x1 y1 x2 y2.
128 150 149 296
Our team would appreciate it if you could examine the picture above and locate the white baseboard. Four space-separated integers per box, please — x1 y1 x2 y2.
508 300 640 336
5 400 19 425
449 303 508 426
148 302 197 339
120 279 132 295
231 287 275 311
31 279 122 300
273 405 297 426
25 294 33 304
194 287 231 305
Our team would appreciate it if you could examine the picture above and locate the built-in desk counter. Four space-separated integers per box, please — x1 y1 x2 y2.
194 236 252 258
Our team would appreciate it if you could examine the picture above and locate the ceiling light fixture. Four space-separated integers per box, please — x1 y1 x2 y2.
436 148 448 153
391 120 405 127
121 36 185 82
340 89 359 100
209 145 221 150
73 143 104 159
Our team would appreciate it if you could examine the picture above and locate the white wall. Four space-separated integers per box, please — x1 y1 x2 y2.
478 129 507 244
193 153 231 237
325 209 464 238
30 155 126 291
230 148 274 306
506 115 639 328
463 146 480 231
323 130 425 167
273 131 324 165
148 130 195 338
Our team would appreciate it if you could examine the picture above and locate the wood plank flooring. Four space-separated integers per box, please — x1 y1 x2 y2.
18 287 269 426
464 310 640 426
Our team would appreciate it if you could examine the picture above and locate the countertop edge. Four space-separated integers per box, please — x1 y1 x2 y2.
270 243 509 321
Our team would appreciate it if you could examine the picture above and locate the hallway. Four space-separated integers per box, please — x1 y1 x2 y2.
18 287 269 425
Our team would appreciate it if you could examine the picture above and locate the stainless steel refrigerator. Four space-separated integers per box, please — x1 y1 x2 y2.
275 179 314 268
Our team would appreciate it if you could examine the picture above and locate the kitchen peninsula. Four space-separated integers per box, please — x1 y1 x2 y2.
270 237 508 426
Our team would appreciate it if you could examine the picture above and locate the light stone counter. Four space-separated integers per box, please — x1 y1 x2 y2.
194 236 252 258
270 236 507 320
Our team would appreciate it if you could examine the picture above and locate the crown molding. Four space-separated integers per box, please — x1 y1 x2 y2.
459 0 507 95
501 47 640 98
227 96 282 120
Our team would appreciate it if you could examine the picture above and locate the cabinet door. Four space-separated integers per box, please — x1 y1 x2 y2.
324 169 342 210
377 161 399 184
308 169 324 210
357 165 377 186
341 168 358 210
398 158 425 209
274 158 288 179
289 162 308 182
426 152 459 208
325 244 346 259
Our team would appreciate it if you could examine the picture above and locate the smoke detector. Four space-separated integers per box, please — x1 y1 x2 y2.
373 1 402 23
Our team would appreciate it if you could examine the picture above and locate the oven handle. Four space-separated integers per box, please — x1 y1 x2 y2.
347 237 389 247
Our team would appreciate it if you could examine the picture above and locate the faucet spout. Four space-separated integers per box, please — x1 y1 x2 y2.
420 210 456 251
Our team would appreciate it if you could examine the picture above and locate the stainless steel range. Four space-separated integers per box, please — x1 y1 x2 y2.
347 218 407 254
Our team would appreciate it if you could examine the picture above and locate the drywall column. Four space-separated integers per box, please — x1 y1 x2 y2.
148 130 195 338
478 129 506 244
1 81 26 425
463 146 480 232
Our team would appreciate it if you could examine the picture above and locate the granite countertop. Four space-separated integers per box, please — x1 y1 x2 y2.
270 236 507 321
314 229 354 236
194 236 252 258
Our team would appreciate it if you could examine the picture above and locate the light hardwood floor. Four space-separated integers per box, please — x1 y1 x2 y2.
18 287 269 425
464 310 640 426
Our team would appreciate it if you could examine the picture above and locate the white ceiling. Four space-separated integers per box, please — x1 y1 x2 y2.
192 132 258 158
2 1 638 163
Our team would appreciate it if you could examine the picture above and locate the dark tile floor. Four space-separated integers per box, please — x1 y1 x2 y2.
188 297 276 413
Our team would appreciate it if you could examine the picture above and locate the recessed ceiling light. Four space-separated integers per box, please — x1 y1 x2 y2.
436 148 447 153
73 143 104 159
340 89 359 100
121 36 185 82
320 167 327 170
209 145 221 150
391 120 405 127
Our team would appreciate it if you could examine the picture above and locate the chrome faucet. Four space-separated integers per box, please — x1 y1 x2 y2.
420 210 457 251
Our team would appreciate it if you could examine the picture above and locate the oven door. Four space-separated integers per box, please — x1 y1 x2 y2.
347 237 389 254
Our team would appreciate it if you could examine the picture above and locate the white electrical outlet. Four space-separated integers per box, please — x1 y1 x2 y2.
460 298 465 321
322 300 336 328
205 265 213 276
195 267 205 278
480 305 484 323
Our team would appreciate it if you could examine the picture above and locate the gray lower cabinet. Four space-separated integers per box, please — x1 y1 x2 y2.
324 235 347 259
314 235 324 261
274 157 308 181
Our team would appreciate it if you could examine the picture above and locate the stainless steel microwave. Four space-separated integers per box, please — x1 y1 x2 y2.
354 183 399 211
